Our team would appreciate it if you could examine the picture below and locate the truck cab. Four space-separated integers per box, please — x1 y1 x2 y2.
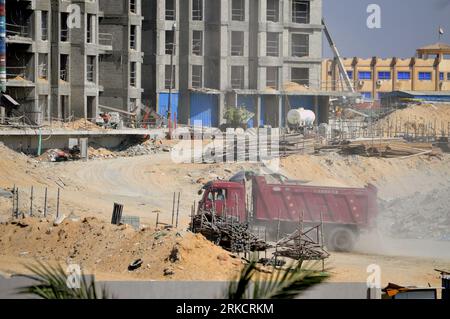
198 180 247 221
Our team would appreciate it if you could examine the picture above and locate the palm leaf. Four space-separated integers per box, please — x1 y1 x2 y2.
227 257 329 299
17 261 110 299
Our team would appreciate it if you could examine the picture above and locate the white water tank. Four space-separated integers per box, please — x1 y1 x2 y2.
287 108 316 127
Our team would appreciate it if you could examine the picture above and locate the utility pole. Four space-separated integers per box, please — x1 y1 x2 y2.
168 22 177 139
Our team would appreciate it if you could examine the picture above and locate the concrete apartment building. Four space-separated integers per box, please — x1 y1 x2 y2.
3 0 142 124
322 43 450 101
98 0 143 115
143 0 331 128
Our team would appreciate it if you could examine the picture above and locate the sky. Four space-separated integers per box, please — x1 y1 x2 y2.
323 0 450 58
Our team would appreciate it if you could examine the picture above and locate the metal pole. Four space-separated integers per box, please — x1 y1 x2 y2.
56 188 60 218
44 188 48 217
11 185 15 218
274 209 281 269
171 192 176 225
156 212 159 228
29 186 33 217
320 210 325 272
175 191 180 228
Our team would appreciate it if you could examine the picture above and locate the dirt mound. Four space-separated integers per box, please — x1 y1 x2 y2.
63 119 102 131
0 217 243 281
382 103 450 135
0 143 46 189
281 153 450 242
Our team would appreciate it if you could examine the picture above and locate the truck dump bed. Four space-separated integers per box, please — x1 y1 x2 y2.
252 176 378 228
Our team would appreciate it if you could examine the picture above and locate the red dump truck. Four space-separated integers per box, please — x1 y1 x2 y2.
197 172 379 251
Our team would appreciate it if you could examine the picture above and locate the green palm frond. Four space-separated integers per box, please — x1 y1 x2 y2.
227 258 329 299
17 261 110 299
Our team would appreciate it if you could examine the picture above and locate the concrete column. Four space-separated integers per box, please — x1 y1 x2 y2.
314 95 319 124
0 107 5 124
277 95 283 127
219 93 226 125
255 95 261 128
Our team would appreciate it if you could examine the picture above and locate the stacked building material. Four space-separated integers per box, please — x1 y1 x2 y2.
274 226 329 261
337 140 439 158
190 211 269 253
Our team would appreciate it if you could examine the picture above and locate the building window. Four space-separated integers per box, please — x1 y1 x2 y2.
192 0 203 21
130 0 136 14
346 70 353 79
87 14 94 44
378 71 391 80
192 65 203 88
192 30 203 56
38 54 48 79
266 67 278 89
447 73 450 81
166 0 176 20
61 13 69 42
291 67 309 86
130 25 137 50
440 72 444 81
166 30 175 55
231 66 245 89
266 32 279 57
130 62 137 87
165 65 175 89
87 56 95 82
231 31 244 56
232 0 245 21
358 71 372 80
292 0 310 24
60 54 69 81
361 92 372 99
397 71 411 80
267 0 279 22
291 33 309 57
418 72 432 81
41 11 48 41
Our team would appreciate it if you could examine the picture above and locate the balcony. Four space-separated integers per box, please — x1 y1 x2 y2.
6 23 33 44
6 66 35 87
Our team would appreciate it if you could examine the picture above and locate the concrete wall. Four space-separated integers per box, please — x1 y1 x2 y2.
0 275 380 299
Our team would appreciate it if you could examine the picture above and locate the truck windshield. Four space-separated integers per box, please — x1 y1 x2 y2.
207 189 227 201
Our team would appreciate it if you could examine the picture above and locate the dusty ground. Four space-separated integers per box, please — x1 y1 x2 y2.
0 140 449 286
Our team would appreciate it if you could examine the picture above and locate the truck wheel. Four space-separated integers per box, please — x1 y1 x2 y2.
327 227 356 252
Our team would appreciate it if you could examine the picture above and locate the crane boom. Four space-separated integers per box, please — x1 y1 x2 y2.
322 18 355 93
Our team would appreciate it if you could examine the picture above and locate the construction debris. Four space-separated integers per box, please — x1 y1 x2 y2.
334 140 441 158
190 211 269 253
274 226 329 261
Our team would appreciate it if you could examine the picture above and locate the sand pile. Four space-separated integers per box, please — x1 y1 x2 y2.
382 103 450 135
64 119 102 131
0 217 243 281
88 146 117 159
282 81 314 93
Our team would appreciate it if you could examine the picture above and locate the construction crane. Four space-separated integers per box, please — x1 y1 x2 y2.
322 18 355 93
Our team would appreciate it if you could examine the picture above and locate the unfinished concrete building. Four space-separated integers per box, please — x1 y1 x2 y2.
5 0 51 124
98 0 143 116
4 0 142 125
143 0 330 127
